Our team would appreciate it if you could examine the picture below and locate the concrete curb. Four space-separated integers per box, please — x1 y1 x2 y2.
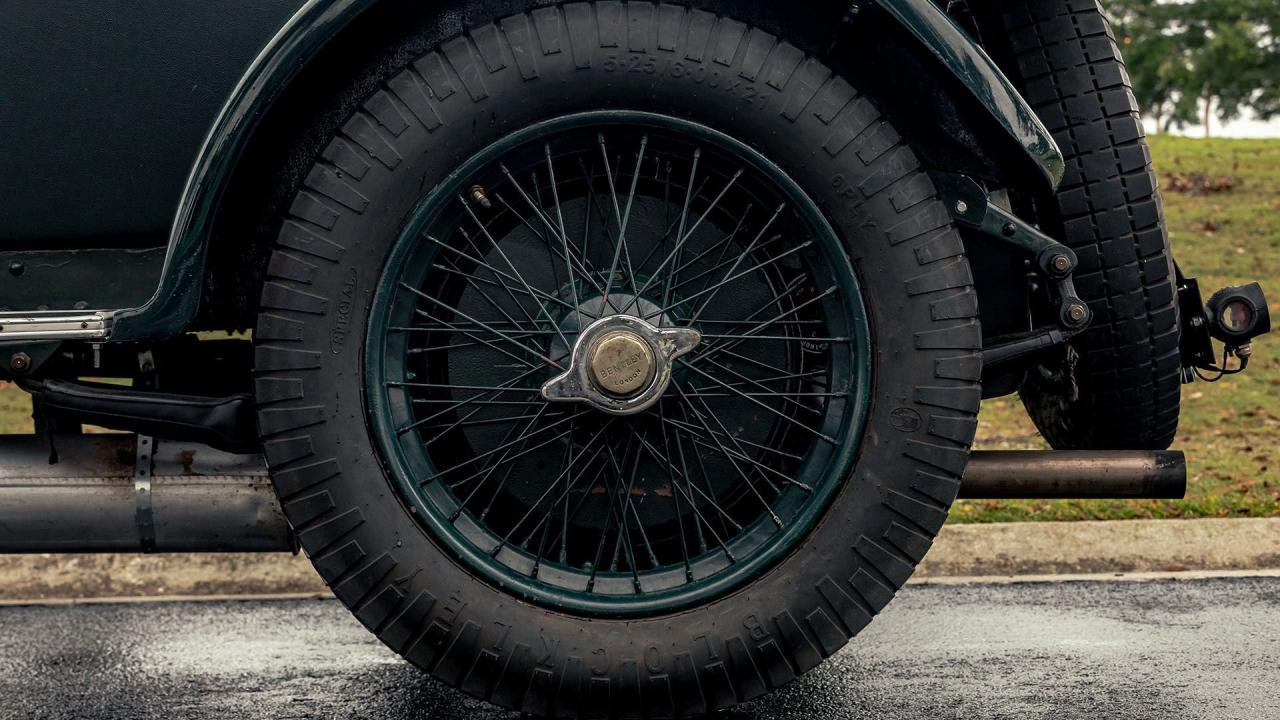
915 517 1280 578
1 518 1277 601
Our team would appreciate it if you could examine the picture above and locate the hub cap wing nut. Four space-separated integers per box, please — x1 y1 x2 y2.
541 314 701 415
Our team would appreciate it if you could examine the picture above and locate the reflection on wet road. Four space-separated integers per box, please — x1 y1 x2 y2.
1 576 1277 719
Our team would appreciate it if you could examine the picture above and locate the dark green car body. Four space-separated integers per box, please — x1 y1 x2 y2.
0 0 1059 354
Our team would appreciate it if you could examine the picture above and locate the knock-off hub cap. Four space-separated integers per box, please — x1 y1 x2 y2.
589 331 656 397
542 315 701 415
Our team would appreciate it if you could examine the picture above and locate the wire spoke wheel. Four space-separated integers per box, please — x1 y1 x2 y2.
367 112 872 616
258 8 982 710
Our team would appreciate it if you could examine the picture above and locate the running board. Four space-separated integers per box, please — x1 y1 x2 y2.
0 436 1185 554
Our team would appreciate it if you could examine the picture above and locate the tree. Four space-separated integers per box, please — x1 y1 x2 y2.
1107 0 1198 132
1104 0 1279 137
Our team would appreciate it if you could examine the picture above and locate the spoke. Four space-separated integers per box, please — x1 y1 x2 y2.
667 408 709 556
620 148 701 308
400 283 563 370
647 232 782 309
396 358 547 436
637 163 748 310
631 174 709 274
625 433 661 571
633 428 739 561
411 308 544 374
686 203 785 323
458 199 574 351
392 382 541 393
422 236 579 314
676 402 739 541
407 324 558 337
498 435 612 555
454 423 577 497
429 411 580 483
427 263 555 312
544 143 582 313
541 446 614 565
404 333 544 355
650 208 754 296
678 373 817 493
687 355 826 416
692 285 837 367
671 379 783 526
454 226 544 327
677 391 838 399
601 436 649 584
666 419 813 492
491 176 606 299
453 402 553 515
699 339 812 380
489 190 608 299
665 416 804 462
699 334 850 343
559 408 579 564
411 398 544 406
656 403 695 576
700 319 823 326
416 410 557 433
646 240 814 320
680 360 835 444
699 367 826 389
598 133 647 306
442 243 553 348
401 364 544 423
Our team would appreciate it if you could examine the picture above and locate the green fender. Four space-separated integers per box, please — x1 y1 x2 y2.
109 0 1063 341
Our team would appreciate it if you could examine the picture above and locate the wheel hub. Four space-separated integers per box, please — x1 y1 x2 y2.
588 330 655 397
541 314 700 415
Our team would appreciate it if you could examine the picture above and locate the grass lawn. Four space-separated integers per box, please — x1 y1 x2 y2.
1 137 1276 523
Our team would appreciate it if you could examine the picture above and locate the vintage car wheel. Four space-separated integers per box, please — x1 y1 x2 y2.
999 0 1182 450
253 5 980 715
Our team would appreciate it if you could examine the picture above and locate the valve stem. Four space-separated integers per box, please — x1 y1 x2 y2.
469 184 492 209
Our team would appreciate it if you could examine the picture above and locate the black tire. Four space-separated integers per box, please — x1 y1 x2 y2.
253 4 980 716
999 0 1181 450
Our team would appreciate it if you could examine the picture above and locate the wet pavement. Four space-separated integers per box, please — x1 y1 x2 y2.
1 576 1277 719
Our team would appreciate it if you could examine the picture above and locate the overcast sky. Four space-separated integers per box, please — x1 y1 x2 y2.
1144 110 1280 139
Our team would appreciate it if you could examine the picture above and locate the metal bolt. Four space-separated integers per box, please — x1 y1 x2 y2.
8 262 23 277
1190 315 1205 328
1067 304 1088 323
1001 222 1017 237
1051 255 1072 273
469 184 492 209
954 200 969 215
10 353 31 372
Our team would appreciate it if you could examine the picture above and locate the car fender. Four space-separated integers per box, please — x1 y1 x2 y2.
105 0 1062 341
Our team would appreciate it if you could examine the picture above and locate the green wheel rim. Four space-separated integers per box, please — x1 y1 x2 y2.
366 111 872 617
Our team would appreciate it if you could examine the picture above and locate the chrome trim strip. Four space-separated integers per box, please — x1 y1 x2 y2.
0 311 110 342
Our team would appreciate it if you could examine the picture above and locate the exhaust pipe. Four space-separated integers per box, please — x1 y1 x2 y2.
0 435 1184 554
0 434 292 553
959 450 1186 499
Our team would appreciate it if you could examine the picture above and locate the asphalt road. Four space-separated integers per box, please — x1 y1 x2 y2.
1 576 1277 720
